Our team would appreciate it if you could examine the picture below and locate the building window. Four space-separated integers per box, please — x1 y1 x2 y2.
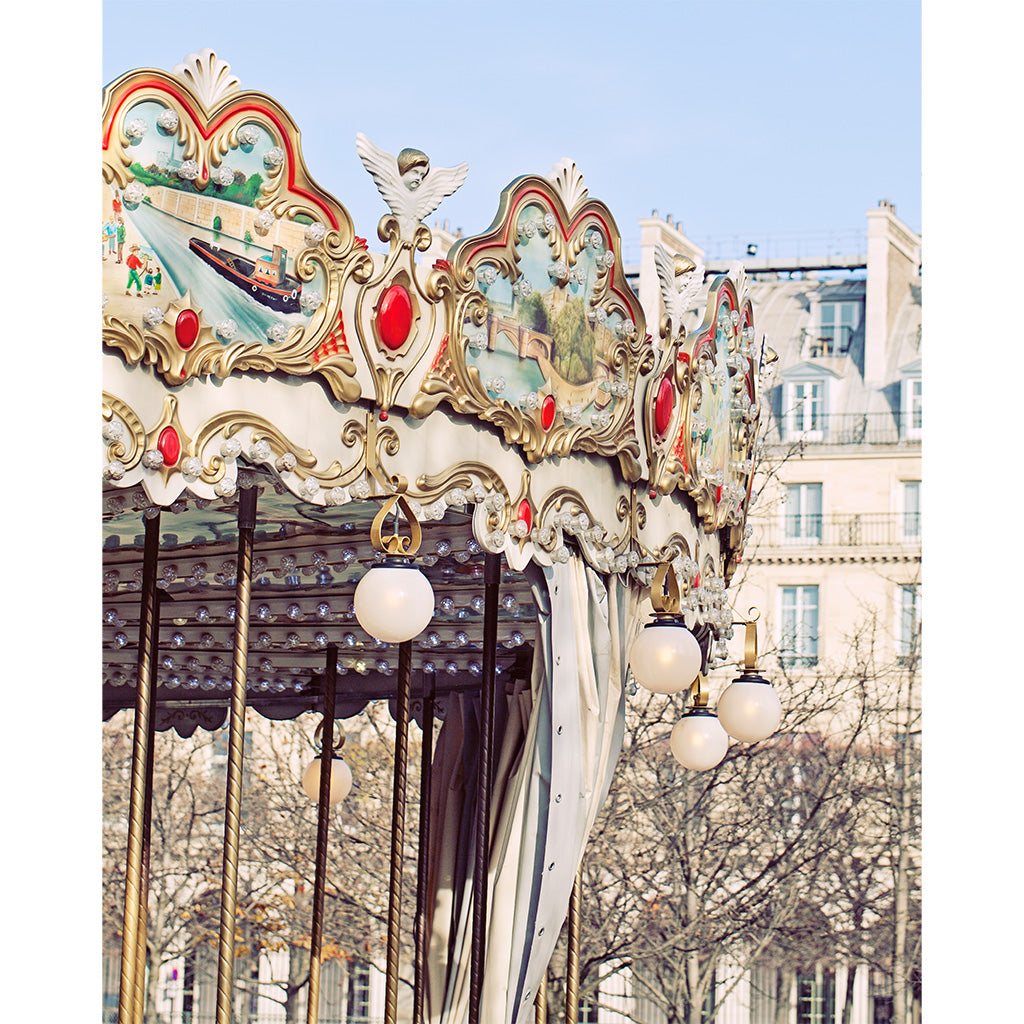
784 380 825 438
780 585 819 666
579 994 600 1024
182 949 197 1024
785 483 823 543
901 481 920 542
797 967 835 1024
898 584 921 666
902 376 922 439
245 955 261 1023
870 971 894 1023
813 301 860 356
346 958 371 1022
211 728 253 783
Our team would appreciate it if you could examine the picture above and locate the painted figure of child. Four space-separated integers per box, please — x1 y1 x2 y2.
154 267 162 294
143 262 154 295
116 218 126 263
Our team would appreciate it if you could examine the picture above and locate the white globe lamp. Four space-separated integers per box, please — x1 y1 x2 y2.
302 756 353 804
629 616 703 694
354 558 434 643
669 709 729 771
716 670 782 743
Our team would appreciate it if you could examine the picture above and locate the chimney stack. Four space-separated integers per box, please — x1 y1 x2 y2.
863 200 921 386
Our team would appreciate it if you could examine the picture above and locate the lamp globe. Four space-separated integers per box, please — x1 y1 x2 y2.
669 709 729 771
302 756 353 804
629 617 703 694
716 671 782 742
354 558 434 643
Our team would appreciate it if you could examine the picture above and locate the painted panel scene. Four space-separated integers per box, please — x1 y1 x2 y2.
465 202 633 428
102 99 326 346
698 313 737 478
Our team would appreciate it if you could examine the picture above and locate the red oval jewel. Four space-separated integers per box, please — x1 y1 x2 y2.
175 309 199 350
157 427 181 467
654 376 674 437
377 284 413 350
518 500 532 532
540 395 556 431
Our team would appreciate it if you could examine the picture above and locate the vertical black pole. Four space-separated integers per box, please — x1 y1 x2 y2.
307 644 338 1024
413 669 436 1024
469 551 501 1023
384 639 413 1024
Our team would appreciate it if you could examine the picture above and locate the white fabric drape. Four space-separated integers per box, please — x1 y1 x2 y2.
425 557 642 1024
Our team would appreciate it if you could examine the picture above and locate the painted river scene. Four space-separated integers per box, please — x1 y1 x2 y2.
102 99 325 345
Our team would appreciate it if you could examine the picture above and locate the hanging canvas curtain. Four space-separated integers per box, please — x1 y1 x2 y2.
426 556 642 1024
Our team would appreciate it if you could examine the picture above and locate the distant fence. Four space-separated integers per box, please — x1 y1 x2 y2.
763 413 919 447
752 513 920 549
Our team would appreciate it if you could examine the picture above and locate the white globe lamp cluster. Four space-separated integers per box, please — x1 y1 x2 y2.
629 573 781 772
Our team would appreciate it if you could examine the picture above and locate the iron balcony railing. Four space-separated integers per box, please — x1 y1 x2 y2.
762 413 921 447
750 513 921 549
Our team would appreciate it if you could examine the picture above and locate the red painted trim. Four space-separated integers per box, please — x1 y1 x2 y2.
103 78 340 229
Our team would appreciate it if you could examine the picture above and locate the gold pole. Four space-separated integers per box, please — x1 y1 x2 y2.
384 639 412 1024
565 868 582 1024
215 487 258 1024
306 644 339 1024
534 970 548 1024
133 585 161 1024
118 511 161 1024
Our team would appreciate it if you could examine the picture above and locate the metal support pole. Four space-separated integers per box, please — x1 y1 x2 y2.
469 551 501 1024
534 970 548 1024
118 510 161 1024
384 639 413 1024
413 670 435 1024
306 644 338 1024
215 487 258 1024
133 587 162 1024
565 868 582 1024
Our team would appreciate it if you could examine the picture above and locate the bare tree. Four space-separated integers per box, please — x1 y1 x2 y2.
543 634 912 1024
103 703 424 1023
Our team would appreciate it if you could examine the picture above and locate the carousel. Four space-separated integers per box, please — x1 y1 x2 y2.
102 49 778 1024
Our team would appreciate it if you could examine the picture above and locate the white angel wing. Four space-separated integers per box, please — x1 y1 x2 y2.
728 259 748 305
653 244 682 324
676 259 706 314
413 161 469 222
654 244 705 327
355 132 415 221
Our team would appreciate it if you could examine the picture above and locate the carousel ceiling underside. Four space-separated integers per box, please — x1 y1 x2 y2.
102 473 539 733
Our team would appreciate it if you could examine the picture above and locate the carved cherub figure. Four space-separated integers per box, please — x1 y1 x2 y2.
356 133 468 242
654 243 705 341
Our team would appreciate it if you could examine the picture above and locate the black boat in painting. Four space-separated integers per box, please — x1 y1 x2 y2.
188 238 302 314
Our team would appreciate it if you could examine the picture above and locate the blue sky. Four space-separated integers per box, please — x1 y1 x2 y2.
102 0 921 257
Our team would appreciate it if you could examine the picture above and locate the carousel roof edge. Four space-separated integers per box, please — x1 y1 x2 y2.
102 52 768 582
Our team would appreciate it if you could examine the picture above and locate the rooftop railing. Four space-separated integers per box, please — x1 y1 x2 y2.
763 413 920 447
749 513 921 549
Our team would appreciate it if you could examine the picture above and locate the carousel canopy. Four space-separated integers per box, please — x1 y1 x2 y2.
101 48 766 732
